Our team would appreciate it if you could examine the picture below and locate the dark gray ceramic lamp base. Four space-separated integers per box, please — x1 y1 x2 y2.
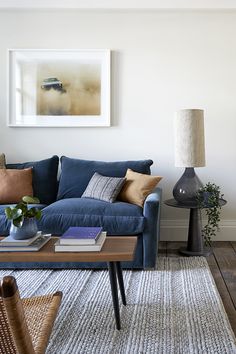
173 167 203 205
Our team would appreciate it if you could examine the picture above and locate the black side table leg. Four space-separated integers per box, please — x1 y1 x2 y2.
115 261 126 306
179 208 212 256
107 262 121 330
187 208 203 253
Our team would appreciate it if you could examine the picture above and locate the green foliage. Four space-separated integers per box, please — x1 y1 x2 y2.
196 183 224 247
22 196 40 204
5 196 42 228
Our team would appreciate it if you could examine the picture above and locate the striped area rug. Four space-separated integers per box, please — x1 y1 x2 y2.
0 257 235 353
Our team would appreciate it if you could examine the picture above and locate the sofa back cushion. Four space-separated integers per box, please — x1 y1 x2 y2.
7 156 59 205
57 156 153 199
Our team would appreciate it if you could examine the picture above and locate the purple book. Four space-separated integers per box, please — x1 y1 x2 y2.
60 227 103 245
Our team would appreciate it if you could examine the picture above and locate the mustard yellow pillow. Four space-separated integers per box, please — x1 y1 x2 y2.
0 168 33 203
118 168 162 207
0 153 6 169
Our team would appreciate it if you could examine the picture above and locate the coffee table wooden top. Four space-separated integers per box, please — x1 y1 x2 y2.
0 236 137 263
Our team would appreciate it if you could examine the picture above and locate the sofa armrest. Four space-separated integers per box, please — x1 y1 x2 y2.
142 187 162 269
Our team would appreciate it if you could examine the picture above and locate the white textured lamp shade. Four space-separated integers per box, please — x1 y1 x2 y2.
174 109 206 167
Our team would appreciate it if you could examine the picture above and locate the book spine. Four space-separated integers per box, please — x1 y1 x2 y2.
55 246 101 252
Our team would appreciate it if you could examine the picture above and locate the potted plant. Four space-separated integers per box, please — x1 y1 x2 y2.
196 182 224 247
5 196 42 240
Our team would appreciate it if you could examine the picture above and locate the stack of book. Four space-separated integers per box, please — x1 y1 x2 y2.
0 232 51 252
54 226 106 252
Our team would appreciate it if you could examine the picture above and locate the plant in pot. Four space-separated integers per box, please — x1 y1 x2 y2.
196 182 224 247
5 196 42 240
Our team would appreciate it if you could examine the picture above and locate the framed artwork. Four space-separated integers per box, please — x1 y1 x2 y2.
8 49 111 127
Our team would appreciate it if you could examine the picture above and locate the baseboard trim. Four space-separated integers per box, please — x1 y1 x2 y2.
160 219 236 241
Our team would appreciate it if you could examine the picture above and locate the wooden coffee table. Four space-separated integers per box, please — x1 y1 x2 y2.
0 236 137 330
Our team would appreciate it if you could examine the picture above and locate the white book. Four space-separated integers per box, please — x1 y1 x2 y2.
55 232 106 252
0 231 42 247
0 235 51 252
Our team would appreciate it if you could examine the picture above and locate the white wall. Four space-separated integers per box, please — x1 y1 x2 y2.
0 10 235 240
2 0 236 9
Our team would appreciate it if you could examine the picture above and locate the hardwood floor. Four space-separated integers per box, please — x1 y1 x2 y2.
159 241 236 336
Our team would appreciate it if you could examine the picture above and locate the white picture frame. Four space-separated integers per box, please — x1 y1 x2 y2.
8 49 111 127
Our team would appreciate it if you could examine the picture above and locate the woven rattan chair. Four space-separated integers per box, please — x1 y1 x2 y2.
0 275 62 354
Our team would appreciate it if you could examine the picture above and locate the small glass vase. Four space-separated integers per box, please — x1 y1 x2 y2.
10 217 38 240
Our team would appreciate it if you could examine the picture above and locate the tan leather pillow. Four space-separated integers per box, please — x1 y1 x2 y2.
118 168 162 207
0 168 33 203
0 153 6 169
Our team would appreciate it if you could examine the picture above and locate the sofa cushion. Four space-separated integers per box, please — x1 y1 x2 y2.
0 203 47 236
81 172 126 203
38 198 145 235
119 168 162 207
57 156 153 199
7 156 59 205
0 168 33 203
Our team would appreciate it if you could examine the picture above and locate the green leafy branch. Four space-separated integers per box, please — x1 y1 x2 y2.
5 196 42 228
196 183 224 247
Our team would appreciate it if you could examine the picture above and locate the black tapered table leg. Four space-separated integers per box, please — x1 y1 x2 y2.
107 261 121 330
115 261 126 306
179 208 212 256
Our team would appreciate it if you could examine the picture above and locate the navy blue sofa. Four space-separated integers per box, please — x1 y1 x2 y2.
0 156 162 269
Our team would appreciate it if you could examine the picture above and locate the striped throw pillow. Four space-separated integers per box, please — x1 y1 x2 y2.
81 172 126 203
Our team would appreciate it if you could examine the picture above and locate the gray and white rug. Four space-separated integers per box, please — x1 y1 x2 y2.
1 257 235 354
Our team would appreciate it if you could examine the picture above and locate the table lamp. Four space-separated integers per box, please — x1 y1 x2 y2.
173 109 205 204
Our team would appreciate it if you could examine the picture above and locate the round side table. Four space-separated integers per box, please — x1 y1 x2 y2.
164 198 227 256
